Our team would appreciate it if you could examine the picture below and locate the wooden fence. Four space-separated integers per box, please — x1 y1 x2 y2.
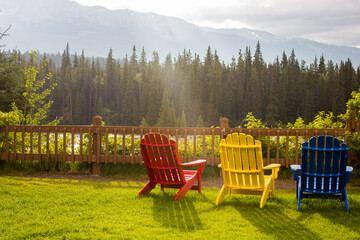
0 116 356 174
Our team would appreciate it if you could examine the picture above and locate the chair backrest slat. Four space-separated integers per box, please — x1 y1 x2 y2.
227 134 237 185
160 135 182 183
302 140 309 188
239 134 251 186
308 137 316 190
233 134 244 186
323 136 333 191
339 142 347 190
141 142 159 181
154 133 173 182
148 134 167 181
255 140 265 186
315 136 325 190
247 135 260 186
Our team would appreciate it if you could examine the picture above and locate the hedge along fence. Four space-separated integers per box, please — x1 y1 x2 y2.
0 116 352 174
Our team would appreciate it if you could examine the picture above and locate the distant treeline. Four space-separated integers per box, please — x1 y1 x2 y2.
2 42 360 127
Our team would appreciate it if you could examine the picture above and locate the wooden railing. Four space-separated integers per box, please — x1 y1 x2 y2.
0 116 353 174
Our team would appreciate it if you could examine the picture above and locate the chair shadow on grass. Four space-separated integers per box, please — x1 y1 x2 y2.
8 176 146 190
227 196 321 239
296 192 360 236
149 192 204 232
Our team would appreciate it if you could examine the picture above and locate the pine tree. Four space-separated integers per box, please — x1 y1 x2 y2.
139 47 148 118
140 117 148 127
236 49 246 122
207 51 222 126
72 49 91 124
202 46 213 120
175 49 192 124
73 53 78 68
122 47 140 125
285 50 301 122
156 89 176 127
196 115 205 127
145 52 162 125
188 53 202 120
59 43 73 124
96 96 104 117
163 53 174 97
248 67 261 117
104 48 116 110
243 47 252 116
264 60 280 125
178 111 187 127
74 90 86 124
0 51 24 112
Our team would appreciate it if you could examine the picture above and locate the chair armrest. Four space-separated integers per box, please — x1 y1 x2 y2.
218 164 222 168
180 159 206 174
290 164 301 172
346 166 353 183
263 163 281 170
263 163 281 179
180 159 207 167
290 164 301 181
346 166 353 173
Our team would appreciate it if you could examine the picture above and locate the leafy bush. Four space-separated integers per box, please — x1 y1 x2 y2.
0 103 23 128
177 134 220 158
346 89 360 121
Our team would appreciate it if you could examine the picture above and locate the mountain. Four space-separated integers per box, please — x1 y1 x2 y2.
1 0 360 66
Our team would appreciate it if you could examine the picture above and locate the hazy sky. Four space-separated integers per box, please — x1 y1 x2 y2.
72 0 360 48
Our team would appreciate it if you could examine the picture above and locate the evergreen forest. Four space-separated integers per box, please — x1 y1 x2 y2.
1 42 360 127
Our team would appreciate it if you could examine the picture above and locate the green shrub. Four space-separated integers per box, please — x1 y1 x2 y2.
0 160 90 175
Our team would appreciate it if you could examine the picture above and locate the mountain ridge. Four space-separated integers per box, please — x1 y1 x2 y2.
1 0 359 66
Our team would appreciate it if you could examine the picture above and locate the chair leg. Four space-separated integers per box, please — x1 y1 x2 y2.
296 179 299 200
344 187 349 211
174 174 198 200
260 180 271 208
197 173 202 193
270 176 276 196
216 185 228 205
298 179 302 211
138 181 156 196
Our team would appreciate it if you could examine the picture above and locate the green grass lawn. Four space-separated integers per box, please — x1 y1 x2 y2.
1 176 360 240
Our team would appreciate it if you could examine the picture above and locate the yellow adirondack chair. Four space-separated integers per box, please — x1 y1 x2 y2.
216 133 281 208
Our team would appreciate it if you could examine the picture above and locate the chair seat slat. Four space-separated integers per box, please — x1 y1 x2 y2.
221 144 262 149
224 169 262 174
303 146 347 151
303 172 343 177
148 165 179 170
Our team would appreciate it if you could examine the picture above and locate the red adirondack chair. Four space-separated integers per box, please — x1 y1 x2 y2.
138 132 207 200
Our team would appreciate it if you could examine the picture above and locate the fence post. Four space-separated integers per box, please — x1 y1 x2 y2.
346 110 357 134
92 116 102 175
220 118 229 139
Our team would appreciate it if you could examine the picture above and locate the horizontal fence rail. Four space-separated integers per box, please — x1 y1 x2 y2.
0 116 352 171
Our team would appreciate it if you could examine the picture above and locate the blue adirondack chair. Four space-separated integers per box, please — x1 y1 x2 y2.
291 135 353 211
